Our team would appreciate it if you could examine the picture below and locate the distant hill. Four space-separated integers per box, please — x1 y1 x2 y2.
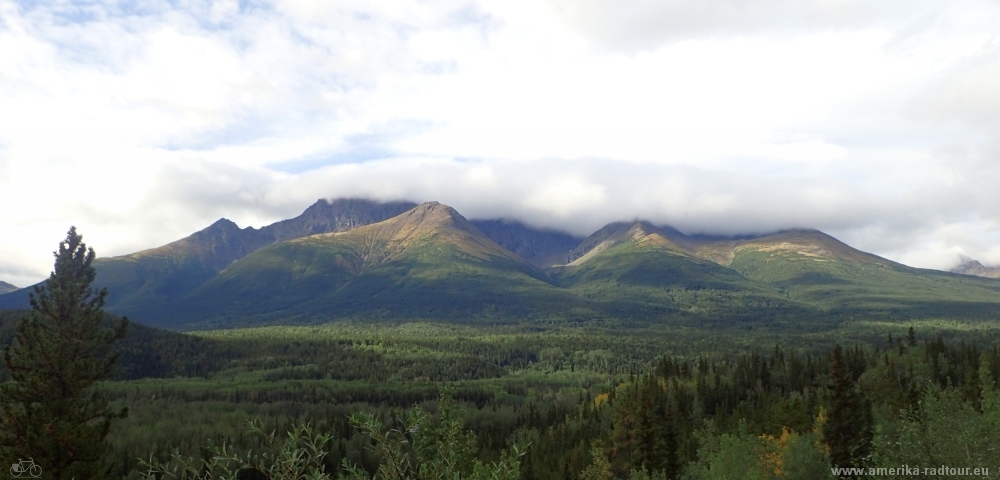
0 281 17 295
0 310 231 380
0 198 418 313
951 257 1000 279
143 202 578 329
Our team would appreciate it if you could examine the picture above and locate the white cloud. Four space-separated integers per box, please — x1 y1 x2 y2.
2 0 1000 286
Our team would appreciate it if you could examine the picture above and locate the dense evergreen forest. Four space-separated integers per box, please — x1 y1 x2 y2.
4 308 1000 478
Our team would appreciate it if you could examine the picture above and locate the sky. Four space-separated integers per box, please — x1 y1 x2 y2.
2 0 1000 287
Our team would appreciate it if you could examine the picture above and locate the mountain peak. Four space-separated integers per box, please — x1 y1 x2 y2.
0 281 18 295
567 220 687 266
268 198 419 242
730 229 883 265
294 201 527 267
410 201 459 217
360 201 472 239
208 217 239 228
198 218 245 237
951 257 1000 278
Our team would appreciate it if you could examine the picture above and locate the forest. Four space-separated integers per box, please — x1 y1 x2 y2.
3 305 998 479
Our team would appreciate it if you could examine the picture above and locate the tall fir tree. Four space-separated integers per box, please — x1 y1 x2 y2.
823 345 874 479
0 227 128 480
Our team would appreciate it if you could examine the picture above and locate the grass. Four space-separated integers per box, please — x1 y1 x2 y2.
728 249 1000 319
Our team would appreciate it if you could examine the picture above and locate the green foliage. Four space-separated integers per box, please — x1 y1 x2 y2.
684 424 832 480
0 227 129 480
873 386 1000 477
140 393 524 480
8 303 1000 479
686 423 772 480
628 468 667 480
823 345 873 477
580 445 613 480
729 248 1000 320
343 393 525 480
779 434 832 480
138 418 333 480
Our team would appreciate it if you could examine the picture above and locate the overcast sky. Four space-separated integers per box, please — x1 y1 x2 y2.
2 0 1000 287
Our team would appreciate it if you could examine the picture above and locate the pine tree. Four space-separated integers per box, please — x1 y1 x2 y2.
0 227 128 480
823 345 873 479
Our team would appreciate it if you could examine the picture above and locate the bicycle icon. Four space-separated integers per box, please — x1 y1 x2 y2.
10 458 41 478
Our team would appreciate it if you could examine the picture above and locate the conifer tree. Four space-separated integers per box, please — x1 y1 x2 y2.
823 345 873 479
0 227 128 480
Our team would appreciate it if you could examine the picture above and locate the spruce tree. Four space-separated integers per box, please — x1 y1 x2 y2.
0 227 128 480
823 345 873 479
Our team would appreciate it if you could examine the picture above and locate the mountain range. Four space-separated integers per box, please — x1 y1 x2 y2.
3 198 1000 330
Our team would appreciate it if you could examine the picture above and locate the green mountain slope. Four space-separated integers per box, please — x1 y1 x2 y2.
721 231 1000 319
555 222 822 328
146 202 581 328
558 222 1000 324
0 199 418 313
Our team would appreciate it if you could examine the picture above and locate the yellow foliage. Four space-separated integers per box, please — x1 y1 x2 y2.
759 427 795 476
813 407 830 453
813 407 827 432
594 393 609 406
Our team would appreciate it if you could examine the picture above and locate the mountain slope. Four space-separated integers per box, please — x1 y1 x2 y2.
561 223 1000 323
145 202 577 328
0 281 17 295
555 222 821 328
723 231 1000 318
0 199 418 313
469 219 582 268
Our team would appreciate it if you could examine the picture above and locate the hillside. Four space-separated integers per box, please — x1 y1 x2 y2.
557 222 1000 322
143 202 580 329
724 232 1000 319
0 281 17 295
469 219 582 268
554 222 824 328
0 310 233 380
0 198 418 313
